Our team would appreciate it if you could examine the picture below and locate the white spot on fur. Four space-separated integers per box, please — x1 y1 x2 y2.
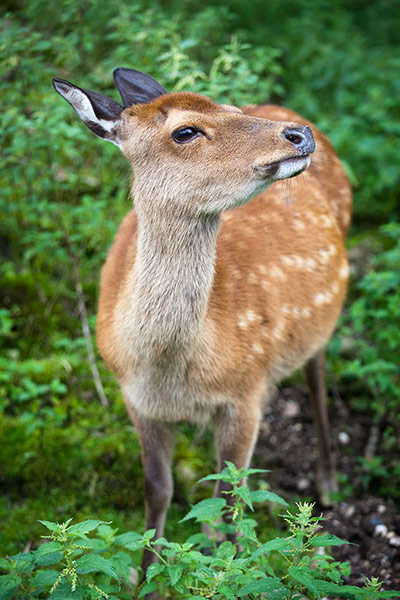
261 280 271 291
246 309 258 323
320 215 333 227
237 316 248 329
292 306 301 318
272 319 285 340
317 244 337 265
331 281 339 294
304 257 317 272
293 219 305 231
314 291 333 306
270 266 286 280
237 309 259 329
339 261 350 280
281 256 294 267
252 343 264 355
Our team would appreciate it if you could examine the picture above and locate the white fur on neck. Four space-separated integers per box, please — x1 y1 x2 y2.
116 205 220 369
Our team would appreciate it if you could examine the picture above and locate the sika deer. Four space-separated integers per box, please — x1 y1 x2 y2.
53 68 351 574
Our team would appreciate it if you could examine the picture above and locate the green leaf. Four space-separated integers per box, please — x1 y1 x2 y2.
186 533 213 548
249 490 288 506
310 534 348 547
143 529 156 542
236 485 254 510
288 566 319 596
110 551 133 579
0 574 21 600
216 541 236 560
218 584 236 599
313 579 366 598
185 551 211 564
76 554 120 582
198 473 226 482
35 542 63 557
250 538 290 560
138 581 157 598
115 531 141 545
36 552 63 567
31 569 59 588
240 467 270 477
38 520 60 532
237 518 257 540
50 582 86 599
238 576 281 596
181 498 227 522
0 558 10 571
153 537 172 547
146 562 165 583
29 543 63 567
68 520 110 535
168 564 183 585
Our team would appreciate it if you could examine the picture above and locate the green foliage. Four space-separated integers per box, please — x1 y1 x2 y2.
329 223 400 496
0 467 397 600
336 223 400 412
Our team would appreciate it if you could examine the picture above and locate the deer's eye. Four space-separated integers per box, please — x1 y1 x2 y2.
172 127 202 143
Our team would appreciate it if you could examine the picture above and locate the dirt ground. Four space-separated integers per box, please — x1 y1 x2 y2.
253 386 400 592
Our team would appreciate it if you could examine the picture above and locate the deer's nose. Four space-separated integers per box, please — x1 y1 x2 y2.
282 126 315 156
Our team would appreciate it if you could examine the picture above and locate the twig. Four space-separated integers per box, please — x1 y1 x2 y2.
364 423 381 460
61 224 109 408
71 255 109 408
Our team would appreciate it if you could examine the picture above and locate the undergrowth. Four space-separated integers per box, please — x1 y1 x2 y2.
1 464 397 600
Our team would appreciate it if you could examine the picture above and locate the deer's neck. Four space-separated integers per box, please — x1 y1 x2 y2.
127 207 220 366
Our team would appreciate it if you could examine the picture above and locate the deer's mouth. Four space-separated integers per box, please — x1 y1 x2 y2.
254 155 311 181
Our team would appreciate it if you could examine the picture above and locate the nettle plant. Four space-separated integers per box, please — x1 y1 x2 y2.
0 465 396 600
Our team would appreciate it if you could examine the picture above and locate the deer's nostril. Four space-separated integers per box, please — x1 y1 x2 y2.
283 126 315 155
285 132 304 145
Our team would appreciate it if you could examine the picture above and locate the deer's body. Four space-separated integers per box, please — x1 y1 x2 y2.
97 103 350 425
53 70 351 577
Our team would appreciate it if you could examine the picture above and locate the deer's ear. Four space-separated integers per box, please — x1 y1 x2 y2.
113 68 167 106
52 77 124 146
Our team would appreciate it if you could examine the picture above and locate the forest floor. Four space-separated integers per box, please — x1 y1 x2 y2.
253 387 400 592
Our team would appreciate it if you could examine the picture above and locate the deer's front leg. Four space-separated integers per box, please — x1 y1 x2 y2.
124 399 175 572
212 395 263 537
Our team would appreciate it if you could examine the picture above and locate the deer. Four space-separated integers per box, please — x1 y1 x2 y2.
53 67 352 576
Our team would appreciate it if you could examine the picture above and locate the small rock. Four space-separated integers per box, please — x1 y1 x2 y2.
374 524 388 537
297 477 310 491
389 535 400 547
377 504 386 514
338 431 351 444
344 505 355 519
283 399 300 418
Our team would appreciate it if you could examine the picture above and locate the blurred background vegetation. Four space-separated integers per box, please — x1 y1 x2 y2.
1 0 399 555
